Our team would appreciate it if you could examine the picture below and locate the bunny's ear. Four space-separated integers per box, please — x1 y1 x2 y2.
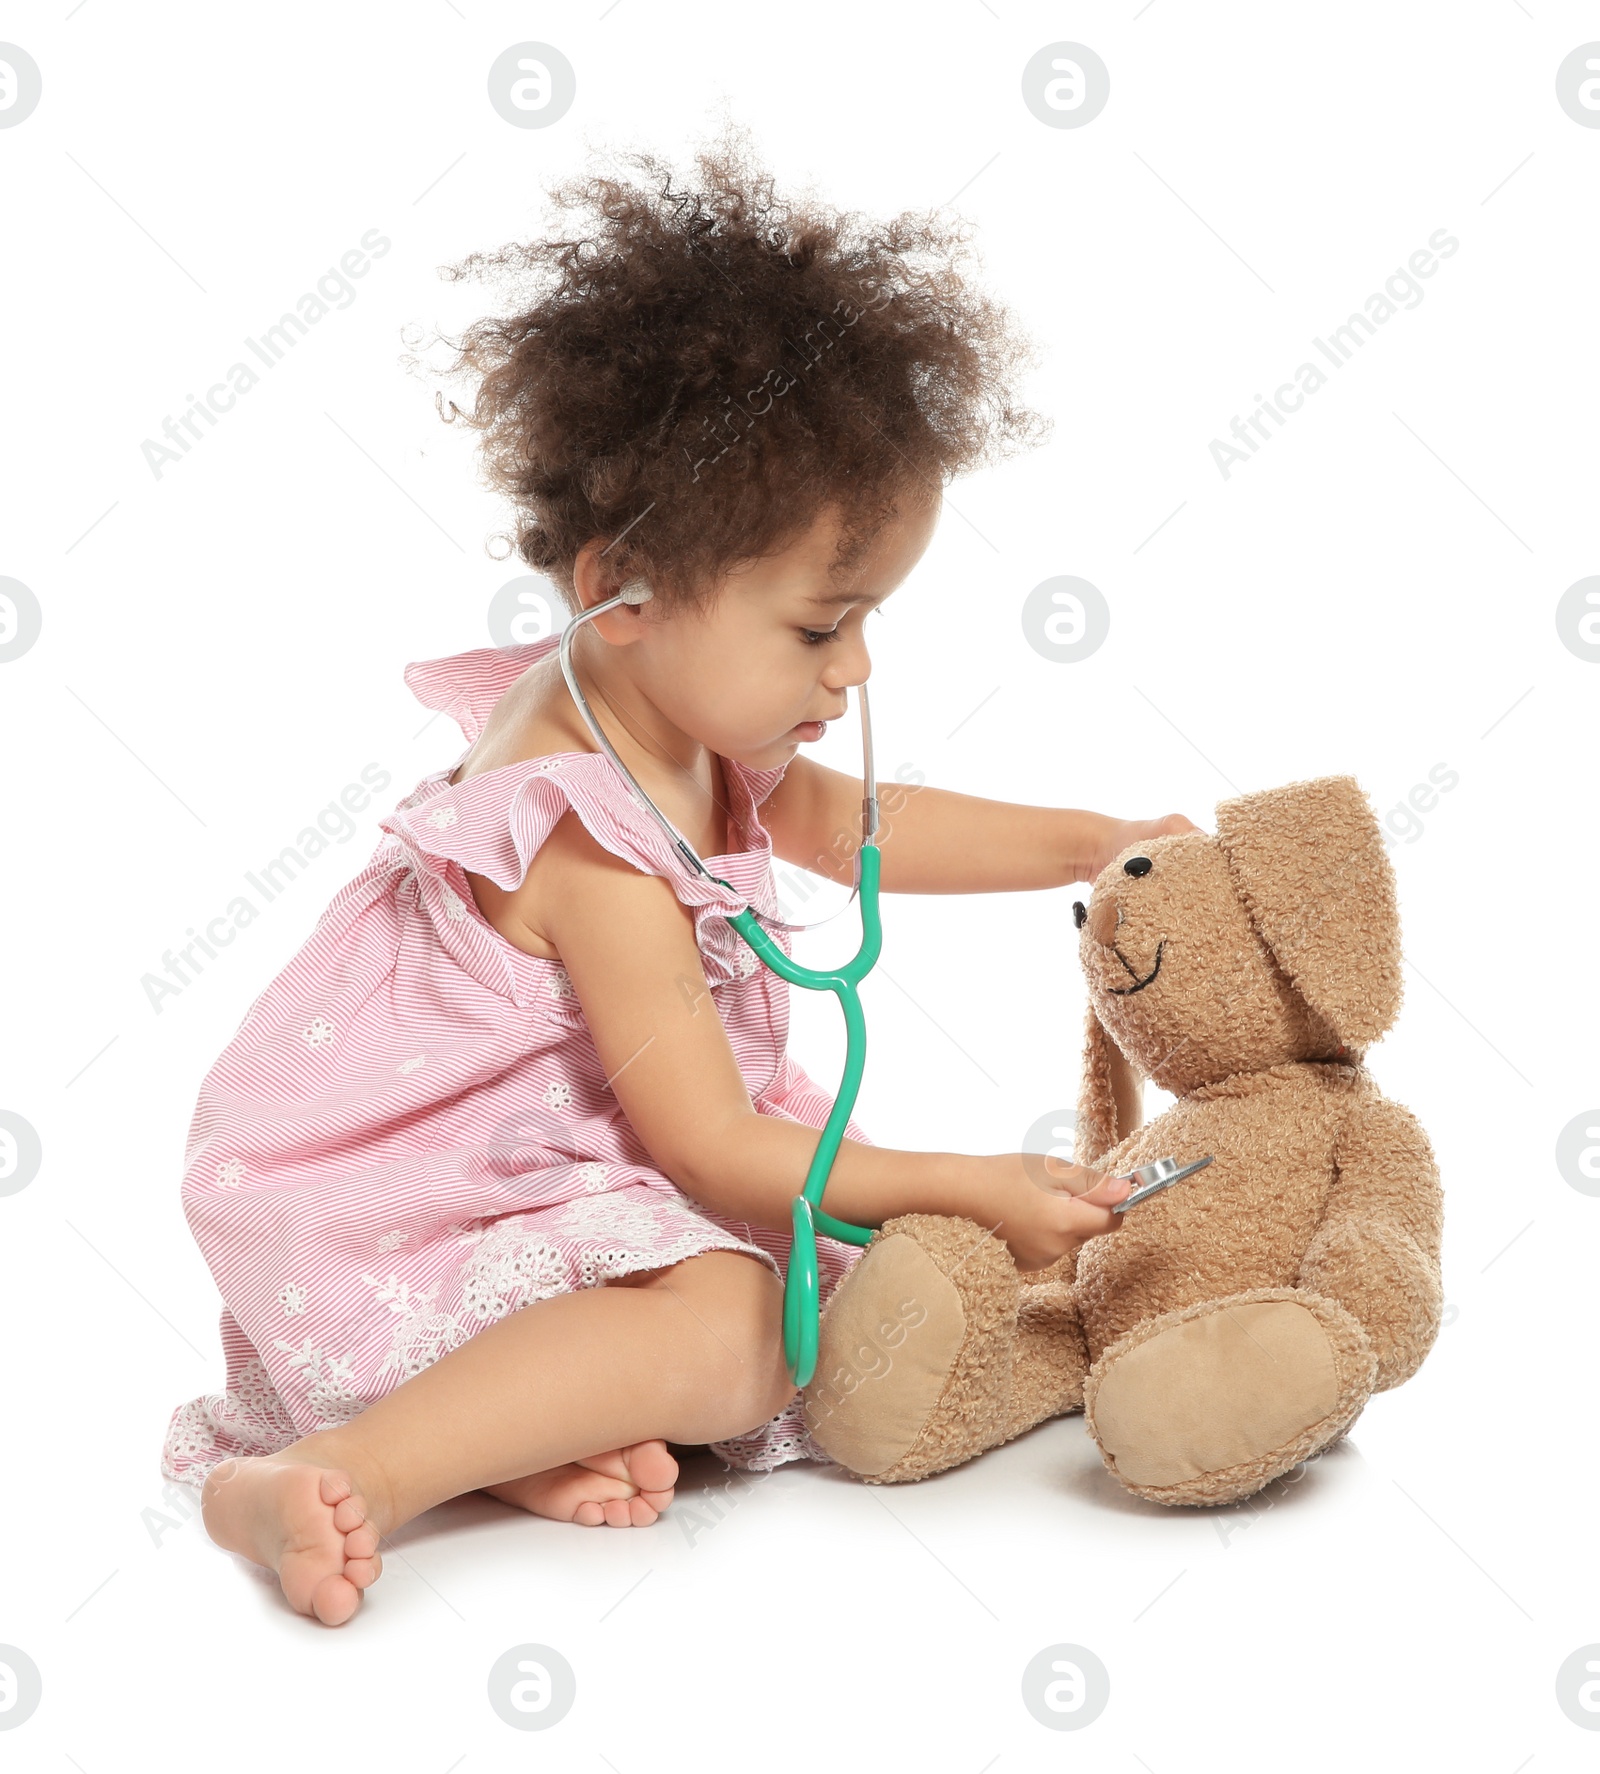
1076 1002 1142 1166
1213 774 1402 1048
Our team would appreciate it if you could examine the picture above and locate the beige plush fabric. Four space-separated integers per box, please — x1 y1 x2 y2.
802 774 1444 1507
801 1215 1025 1481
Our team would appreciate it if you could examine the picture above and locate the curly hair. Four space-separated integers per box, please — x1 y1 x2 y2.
432 123 1050 614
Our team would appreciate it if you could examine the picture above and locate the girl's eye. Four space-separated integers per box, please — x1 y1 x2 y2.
799 627 843 646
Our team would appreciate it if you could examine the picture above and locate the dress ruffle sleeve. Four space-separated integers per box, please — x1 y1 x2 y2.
377 640 793 1000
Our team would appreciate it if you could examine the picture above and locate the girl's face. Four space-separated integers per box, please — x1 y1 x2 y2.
604 494 941 771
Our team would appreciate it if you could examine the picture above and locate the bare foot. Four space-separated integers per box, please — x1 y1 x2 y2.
200 1455 383 1626
483 1439 679 1527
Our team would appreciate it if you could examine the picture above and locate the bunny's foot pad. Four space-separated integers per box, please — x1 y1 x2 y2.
801 1213 1090 1484
1082 1287 1377 1507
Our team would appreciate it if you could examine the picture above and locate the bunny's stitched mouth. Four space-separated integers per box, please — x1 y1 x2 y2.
1108 939 1165 994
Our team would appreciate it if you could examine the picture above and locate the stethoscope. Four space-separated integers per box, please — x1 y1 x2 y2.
558 579 879 1387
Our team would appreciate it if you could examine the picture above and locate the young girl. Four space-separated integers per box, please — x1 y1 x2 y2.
163 135 1198 1625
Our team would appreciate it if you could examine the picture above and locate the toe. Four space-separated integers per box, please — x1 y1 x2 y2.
344 1556 380 1589
573 1500 606 1527
344 1523 379 1559
317 1469 355 1507
575 1448 633 1483
331 1496 368 1533
622 1440 679 1492
310 1571 361 1626
602 1496 634 1527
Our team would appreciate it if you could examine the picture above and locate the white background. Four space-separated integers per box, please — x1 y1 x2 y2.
2 2 1598 1767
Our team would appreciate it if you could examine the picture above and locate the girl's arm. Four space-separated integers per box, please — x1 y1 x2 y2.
494 811 1130 1263
763 755 1199 893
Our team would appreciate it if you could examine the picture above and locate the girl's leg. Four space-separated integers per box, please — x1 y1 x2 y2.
200 1250 795 1625
476 1260 732 1526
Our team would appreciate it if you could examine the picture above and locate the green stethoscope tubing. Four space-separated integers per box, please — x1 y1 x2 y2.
713 840 882 1388
558 580 882 1390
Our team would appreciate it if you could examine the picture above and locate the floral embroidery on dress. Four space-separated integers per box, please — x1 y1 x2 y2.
303 1016 335 1048
363 1271 436 1315
397 1054 427 1075
278 1282 308 1316
270 1335 364 1427
458 1219 571 1321
376 1301 472 1386
368 1202 762 1392
426 805 459 830
546 967 576 1000
216 1159 245 1188
712 1410 825 1472
161 1355 298 1480
539 1192 671 1244
577 1161 608 1191
576 1245 647 1288
375 1227 412 1255
541 1080 574 1112
538 1190 742 1274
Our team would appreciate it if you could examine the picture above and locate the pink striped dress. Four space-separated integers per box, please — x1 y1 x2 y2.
160 634 871 1488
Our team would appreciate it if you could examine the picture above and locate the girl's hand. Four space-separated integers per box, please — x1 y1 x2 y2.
985 1154 1134 1272
1079 812 1204 886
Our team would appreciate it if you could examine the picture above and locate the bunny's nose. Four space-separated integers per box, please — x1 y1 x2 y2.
1084 894 1120 946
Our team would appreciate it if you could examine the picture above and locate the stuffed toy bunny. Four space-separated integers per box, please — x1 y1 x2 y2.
799 774 1444 1507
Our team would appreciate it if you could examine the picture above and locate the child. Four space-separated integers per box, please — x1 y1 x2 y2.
165 132 1199 1625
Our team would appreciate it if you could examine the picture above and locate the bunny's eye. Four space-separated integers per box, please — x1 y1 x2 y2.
1123 856 1153 878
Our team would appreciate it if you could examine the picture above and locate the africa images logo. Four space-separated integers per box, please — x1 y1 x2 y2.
1209 227 1459 479
140 228 391 478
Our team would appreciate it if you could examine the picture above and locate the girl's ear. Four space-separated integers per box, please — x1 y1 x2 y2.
1075 1002 1142 1167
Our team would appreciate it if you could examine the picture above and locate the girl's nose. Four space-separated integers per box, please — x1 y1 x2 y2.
824 632 871 690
